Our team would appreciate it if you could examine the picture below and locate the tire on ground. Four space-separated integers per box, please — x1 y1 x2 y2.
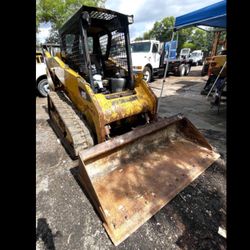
143 66 152 83
37 78 49 97
176 64 186 76
184 64 191 76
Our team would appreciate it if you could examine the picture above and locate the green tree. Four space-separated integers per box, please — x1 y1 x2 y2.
149 17 175 42
181 42 196 50
205 30 214 53
36 0 106 42
134 17 195 51
177 27 194 53
188 28 208 51
143 30 153 40
134 36 143 41
133 15 228 55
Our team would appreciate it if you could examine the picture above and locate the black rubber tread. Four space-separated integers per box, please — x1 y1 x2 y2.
48 91 94 159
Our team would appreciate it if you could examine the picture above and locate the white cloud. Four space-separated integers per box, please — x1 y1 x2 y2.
106 0 222 39
36 0 222 42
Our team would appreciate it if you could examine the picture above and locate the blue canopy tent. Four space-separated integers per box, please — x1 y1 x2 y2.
173 1 227 102
174 0 226 30
158 1 227 112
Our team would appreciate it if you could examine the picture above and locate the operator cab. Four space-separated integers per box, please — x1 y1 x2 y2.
59 6 134 94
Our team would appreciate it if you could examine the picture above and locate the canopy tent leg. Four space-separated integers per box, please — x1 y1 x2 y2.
157 31 175 113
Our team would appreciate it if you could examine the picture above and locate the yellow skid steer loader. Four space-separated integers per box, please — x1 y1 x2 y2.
43 6 219 246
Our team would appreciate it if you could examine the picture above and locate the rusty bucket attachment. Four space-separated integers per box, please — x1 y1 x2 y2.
78 114 220 245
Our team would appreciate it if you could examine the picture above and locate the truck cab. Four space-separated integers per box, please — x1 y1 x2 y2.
179 48 191 59
131 40 192 83
131 40 163 82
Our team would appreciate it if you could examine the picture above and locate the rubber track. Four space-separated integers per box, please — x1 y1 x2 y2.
48 91 94 158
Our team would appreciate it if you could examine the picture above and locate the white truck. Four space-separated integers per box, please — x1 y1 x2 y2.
36 51 49 97
36 44 61 97
179 48 191 59
189 50 204 66
131 40 192 83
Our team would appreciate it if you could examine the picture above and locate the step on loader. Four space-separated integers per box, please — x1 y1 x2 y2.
43 5 220 246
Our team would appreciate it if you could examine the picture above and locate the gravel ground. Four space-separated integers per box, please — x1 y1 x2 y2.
36 66 226 250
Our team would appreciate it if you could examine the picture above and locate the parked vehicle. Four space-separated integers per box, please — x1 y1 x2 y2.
189 50 204 66
36 45 61 97
179 48 191 59
36 51 49 97
131 40 192 83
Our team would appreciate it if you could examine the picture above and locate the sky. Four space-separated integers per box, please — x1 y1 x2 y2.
37 0 221 43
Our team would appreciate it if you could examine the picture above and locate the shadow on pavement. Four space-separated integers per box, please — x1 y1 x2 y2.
36 218 61 250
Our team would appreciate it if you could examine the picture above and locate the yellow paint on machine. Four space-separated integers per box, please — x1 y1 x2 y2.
44 53 157 143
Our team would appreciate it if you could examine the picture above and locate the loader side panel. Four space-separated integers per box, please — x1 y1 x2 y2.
45 55 107 141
